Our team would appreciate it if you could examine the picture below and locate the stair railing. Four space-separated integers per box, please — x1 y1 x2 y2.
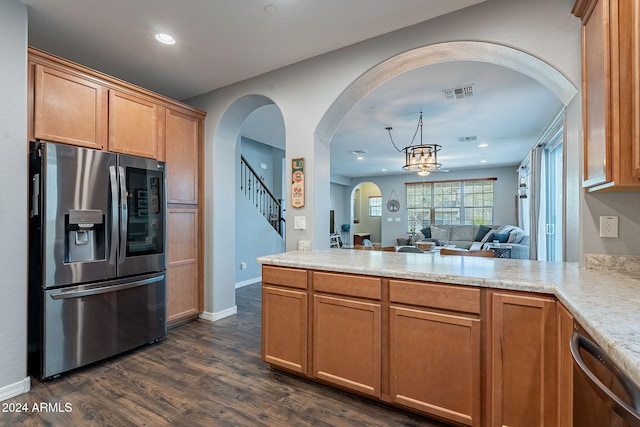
240 155 284 237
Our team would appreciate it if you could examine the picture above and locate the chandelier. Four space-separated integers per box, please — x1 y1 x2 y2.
386 112 442 176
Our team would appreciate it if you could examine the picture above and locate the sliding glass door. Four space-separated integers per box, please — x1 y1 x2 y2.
545 136 563 262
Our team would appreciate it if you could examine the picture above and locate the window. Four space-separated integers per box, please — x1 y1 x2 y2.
406 179 494 231
368 196 382 217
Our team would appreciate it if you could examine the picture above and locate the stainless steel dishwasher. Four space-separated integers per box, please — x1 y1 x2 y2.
571 331 640 427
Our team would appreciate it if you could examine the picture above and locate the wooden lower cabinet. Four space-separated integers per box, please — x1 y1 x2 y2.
490 292 557 427
389 306 481 426
167 207 199 325
261 266 570 427
262 285 308 374
557 302 575 427
313 294 381 397
262 266 309 374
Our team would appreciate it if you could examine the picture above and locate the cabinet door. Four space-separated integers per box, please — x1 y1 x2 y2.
108 90 160 159
167 207 199 324
165 109 200 204
581 0 613 188
556 302 574 427
633 0 640 177
491 292 557 427
262 286 308 374
313 295 381 397
33 64 107 149
389 306 481 427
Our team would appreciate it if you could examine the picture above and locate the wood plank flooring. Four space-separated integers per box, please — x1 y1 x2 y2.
2 283 447 427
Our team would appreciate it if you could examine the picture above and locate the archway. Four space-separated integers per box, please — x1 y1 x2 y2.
201 94 285 321
350 182 382 247
317 41 577 143
315 41 577 250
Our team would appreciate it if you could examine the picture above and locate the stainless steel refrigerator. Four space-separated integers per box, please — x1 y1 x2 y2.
28 140 167 380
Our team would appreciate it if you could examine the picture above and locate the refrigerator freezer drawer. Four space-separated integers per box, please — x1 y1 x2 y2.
39 273 166 380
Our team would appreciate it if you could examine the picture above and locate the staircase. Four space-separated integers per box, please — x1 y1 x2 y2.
240 155 285 237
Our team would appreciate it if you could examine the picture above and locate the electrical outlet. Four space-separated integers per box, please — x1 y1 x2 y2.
599 216 619 238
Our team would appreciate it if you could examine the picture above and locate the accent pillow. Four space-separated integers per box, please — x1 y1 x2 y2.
508 227 527 243
430 226 448 241
420 227 431 239
474 225 492 242
487 233 509 243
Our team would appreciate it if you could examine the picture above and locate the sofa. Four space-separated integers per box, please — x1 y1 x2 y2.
417 224 530 259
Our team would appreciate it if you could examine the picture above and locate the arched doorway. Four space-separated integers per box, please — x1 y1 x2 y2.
350 182 382 247
316 41 577 252
201 94 285 320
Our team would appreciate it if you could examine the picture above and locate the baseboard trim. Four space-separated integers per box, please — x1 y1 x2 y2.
0 377 30 402
235 276 261 289
199 305 238 322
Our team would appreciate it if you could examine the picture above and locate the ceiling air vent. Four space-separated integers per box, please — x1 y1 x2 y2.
443 84 475 101
458 136 478 143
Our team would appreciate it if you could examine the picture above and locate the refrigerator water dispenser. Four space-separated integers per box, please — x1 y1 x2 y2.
66 209 105 263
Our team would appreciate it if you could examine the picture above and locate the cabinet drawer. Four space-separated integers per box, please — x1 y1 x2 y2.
389 280 480 314
262 266 307 289
313 271 381 300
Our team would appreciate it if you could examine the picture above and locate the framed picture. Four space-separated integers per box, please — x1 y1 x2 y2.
291 157 304 208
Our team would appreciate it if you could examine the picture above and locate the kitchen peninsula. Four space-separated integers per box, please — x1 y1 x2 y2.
257 249 640 427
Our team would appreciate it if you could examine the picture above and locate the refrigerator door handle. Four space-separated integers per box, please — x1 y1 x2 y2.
118 165 127 263
50 274 165 300
109 165 119 264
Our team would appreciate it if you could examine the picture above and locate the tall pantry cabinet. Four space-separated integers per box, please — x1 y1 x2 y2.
27 47 206 326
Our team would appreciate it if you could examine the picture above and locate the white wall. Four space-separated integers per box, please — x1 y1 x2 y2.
186 0 582 317
0 0 29 400
235 137 285 284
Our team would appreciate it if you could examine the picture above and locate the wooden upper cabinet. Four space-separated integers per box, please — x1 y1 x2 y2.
633 0 640 177
165 109 200 204
108 90 161 159
573 0 640 191
33 64 107 149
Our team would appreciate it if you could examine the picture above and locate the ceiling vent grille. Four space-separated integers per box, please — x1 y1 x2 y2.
443 84 475 101
350 150 367 155
458 136 478 143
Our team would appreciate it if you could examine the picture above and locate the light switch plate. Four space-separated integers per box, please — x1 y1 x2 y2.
599 216 619 238
294 216 306 230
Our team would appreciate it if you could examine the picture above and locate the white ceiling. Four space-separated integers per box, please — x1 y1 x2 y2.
23 0 561 178
22 0 486 100
329 61 563 178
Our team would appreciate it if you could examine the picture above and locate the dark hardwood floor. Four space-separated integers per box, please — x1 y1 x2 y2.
2 284 447 427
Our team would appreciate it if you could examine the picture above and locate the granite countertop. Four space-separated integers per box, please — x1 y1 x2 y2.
257 249 640 388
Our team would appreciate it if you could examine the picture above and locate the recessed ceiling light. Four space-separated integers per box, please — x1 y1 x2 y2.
478 143 489 148
356 155 364 160
381 168 387 172
155 33 176 45
480 159 487 163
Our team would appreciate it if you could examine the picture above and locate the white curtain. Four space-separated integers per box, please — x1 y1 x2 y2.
529 144 547 261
